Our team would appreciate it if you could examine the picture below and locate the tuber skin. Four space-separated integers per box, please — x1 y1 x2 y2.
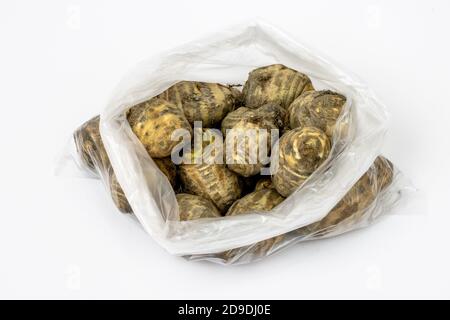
226 188 284 216
226 116 277 177
219 187 285 263
74 115 132 213
297 156 394 236
221 107 251 136
75 115 109 172
242 64 314 109
109 173 133 213
271 126 331 197
288 90 346 138
154 157 178 190
158 81 238 127
176 193 221 220
179 154 242 213
74 115 179 214
221 103 287 136
222 103 285 178
254 177 275 191
127 97 192 158
256 103 288 132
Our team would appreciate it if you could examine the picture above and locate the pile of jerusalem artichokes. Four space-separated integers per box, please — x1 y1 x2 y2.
74 64 393 262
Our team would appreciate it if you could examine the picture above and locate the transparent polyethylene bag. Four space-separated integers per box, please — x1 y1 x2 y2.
63 20 410 265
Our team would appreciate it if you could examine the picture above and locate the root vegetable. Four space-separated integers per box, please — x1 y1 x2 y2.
154 157 178 190
158 81 238 127
75 115 109 172
221 103 287 136
300 156 394 235
272 127 331 197
127 97 192 158
256 103 287 131
226 188 284 216
226 116 277 177
219 187 285 263
74 115 179 214
221 107 251 136
176 193 221 220
288 90 346 137
74 115 131 213
179 157 242 213
109 173 133 213
242 64 314 109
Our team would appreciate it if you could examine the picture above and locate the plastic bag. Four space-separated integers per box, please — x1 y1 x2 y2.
63 20 410 264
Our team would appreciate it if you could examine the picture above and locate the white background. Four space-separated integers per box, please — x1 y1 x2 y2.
0 0 448 299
